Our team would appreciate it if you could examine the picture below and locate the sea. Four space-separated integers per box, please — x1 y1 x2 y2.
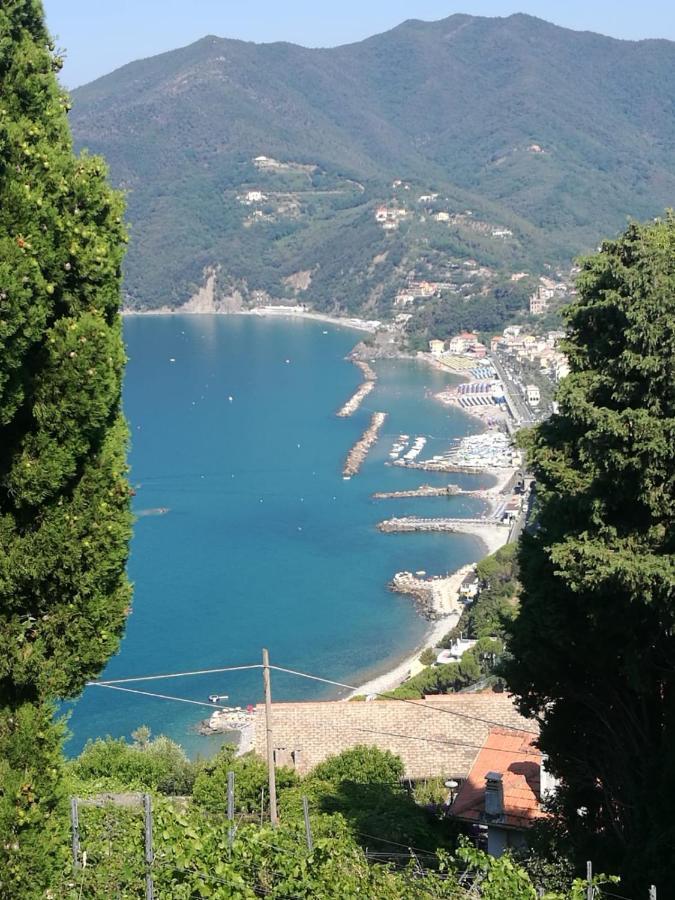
65 314 492 757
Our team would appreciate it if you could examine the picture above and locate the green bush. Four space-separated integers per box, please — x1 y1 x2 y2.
192 745 298 815
310 745 404 786
71 732 196 795
419 648 437 666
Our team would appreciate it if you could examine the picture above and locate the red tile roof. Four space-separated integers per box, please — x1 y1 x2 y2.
451 726 546 829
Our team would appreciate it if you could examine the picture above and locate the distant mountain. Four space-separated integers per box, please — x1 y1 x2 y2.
70 14 675 321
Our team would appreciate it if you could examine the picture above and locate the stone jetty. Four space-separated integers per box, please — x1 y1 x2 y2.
343 411 387 477
373 484 461 500
198 707 255 736
391 458 487 474
337 359 377 417
389 571 447 620
378 516 507 533
388 564 475 621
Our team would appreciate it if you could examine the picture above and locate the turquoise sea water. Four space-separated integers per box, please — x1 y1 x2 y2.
66 315 492 757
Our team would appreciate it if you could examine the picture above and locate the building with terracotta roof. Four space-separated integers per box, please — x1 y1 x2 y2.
253 692 535 781
449 726 547 857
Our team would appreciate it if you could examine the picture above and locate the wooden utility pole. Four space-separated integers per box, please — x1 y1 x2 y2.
262 648 278 827
69 797 80 871
144 793 154 900
227 770 235 852
302 796 313 851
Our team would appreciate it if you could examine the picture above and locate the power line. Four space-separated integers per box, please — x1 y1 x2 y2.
345 723 538 757
354 833 439 857
269 663 538 733
86 680 536 758
86 682 232 710
86 655 537 738
93 663 262 685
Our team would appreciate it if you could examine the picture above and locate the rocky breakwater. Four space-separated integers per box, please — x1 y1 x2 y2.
343 412 387 477
337 359 377 417
378 516 504 532
373 484 461 500
389 563 475 621
198 707 255 736
389 572 446 620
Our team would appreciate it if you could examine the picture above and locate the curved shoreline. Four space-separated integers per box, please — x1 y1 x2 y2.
345 462 514 699
122 306 379 333
123 310 515 716
346 522 510 699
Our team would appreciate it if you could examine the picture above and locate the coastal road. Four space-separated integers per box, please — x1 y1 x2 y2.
489 352 534 427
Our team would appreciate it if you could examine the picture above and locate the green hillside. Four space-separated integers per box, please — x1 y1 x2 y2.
70 14 675 318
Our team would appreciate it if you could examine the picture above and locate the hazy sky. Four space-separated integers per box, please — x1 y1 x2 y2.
43 0 675 88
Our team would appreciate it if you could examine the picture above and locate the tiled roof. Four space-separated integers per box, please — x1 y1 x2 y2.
450 726 545 829
254 693 535 780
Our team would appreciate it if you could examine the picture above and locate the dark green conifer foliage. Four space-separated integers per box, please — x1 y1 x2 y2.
0 1 132 890
505 215 675 893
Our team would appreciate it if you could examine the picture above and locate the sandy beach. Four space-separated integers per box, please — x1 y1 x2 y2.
243 307 380 332
346 458 515 699
124 311 515 717
122 305 380 333
347 514 512 699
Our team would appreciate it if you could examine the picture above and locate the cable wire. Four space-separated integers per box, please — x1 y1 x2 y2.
86 657 537 746
345 723 538 757
268 663 538 733
86 682 233 709
93 662 262 685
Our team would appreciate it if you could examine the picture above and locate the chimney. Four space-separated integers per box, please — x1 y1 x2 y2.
484 771 504 818
539 754 558 803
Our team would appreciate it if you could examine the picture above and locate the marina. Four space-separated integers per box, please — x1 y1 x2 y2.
388 433 410 459
388 433 427 460
392 430 518 471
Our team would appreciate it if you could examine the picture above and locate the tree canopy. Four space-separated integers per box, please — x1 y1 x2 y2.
504 214 675 894
0 2 131 892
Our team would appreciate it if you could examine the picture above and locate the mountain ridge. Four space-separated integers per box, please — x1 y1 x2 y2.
70 14 675 325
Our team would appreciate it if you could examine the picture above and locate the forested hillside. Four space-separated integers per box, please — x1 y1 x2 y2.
70 14 675 316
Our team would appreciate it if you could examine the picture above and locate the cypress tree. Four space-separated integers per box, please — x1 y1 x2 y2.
505 215 675 893
0 1 132 890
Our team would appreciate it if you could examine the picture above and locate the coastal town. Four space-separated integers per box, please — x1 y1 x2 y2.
8 2 673 891
201 311 550 727
190 308 557 859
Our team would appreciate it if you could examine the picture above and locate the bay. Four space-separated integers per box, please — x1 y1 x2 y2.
66 314 491 757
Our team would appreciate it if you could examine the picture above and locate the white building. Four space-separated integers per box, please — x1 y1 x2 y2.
436 640 477 664
240 190 266 204
526 384 541 407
